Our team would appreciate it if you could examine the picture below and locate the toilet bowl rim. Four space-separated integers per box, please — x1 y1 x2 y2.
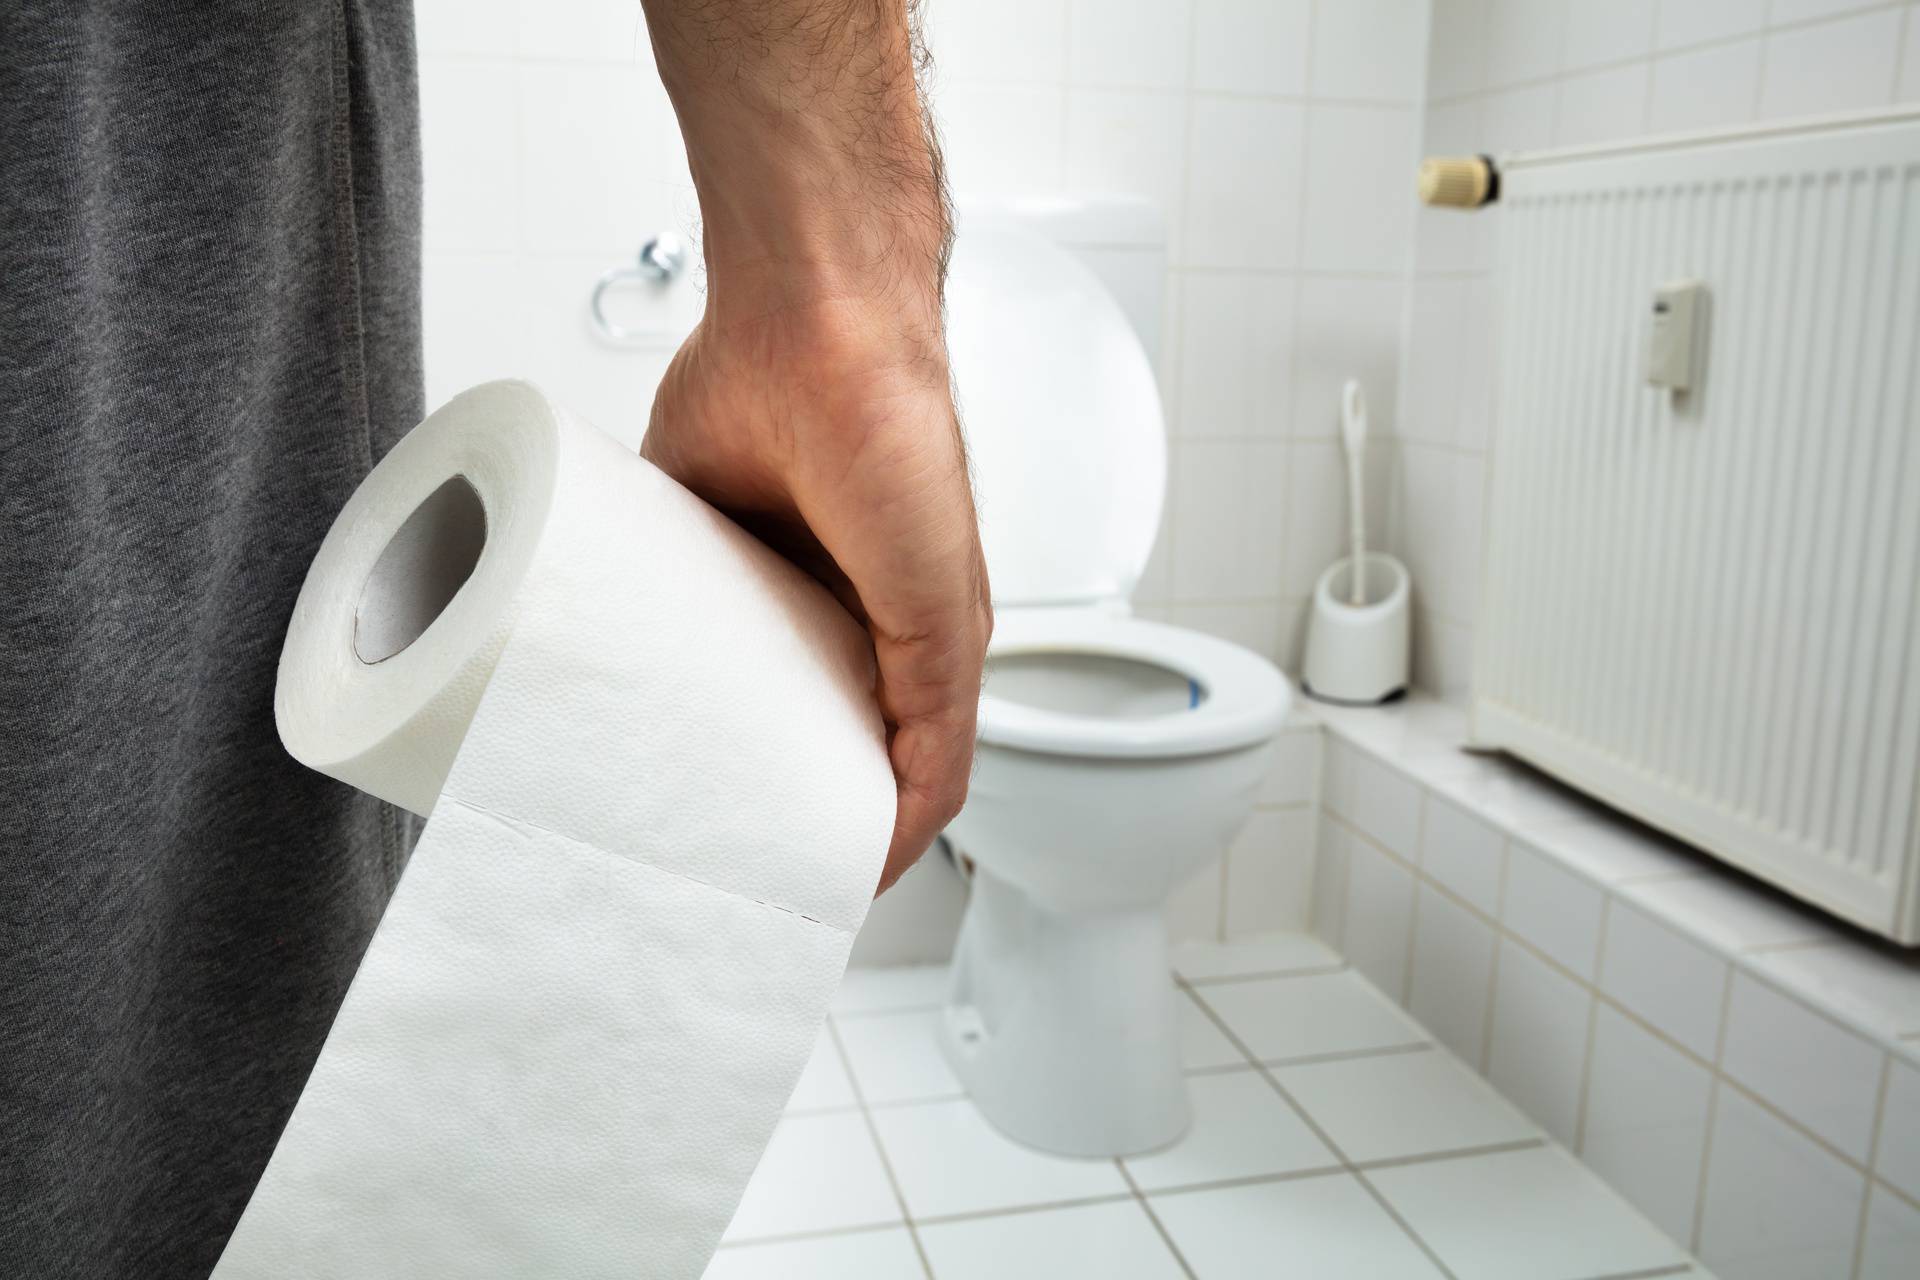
977 612 1291 759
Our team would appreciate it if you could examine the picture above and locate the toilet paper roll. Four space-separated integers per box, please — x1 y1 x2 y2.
214 380 896 1278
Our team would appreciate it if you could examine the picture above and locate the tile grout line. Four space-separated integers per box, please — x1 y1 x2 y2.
1114 1159 1199 1280
1848 1053 1895 1280
822 1017 937 1279
1571 892 1614 1156
1685 960 1738 1254
1179 974 1463 1280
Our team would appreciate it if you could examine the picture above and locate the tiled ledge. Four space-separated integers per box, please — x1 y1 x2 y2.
1303 695 1920 1279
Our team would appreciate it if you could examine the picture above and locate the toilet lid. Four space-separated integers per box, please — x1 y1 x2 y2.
945 227 1166 607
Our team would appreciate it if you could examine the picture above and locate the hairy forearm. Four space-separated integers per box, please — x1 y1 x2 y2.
640 0 950 331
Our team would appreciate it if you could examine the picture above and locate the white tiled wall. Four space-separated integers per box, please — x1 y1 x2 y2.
1394 0 1920 695
1310 700 1920 1280
414 0 1432 674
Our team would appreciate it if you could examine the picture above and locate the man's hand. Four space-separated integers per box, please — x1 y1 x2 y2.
639 0 990 892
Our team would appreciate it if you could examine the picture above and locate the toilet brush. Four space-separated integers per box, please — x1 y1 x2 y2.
1302 378 1411 704
1341 379 1368 606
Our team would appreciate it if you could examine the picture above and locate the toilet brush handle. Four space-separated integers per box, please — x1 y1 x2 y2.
1341 380 1368 607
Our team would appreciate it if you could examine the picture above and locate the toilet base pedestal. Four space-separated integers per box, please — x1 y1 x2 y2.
941 869 1190 1158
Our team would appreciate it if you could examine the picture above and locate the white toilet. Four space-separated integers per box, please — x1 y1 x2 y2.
939 198 1293 1158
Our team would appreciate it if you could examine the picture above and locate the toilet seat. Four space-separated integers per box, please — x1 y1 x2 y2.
980 610 1290 759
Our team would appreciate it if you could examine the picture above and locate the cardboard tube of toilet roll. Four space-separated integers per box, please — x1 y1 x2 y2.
215 380 896 1278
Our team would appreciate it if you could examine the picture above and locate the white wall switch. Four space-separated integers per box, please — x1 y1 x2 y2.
1645 279 1706 392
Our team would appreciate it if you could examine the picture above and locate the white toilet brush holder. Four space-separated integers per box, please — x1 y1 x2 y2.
1303 552 1410 705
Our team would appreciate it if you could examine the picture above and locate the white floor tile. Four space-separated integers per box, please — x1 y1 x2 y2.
1123 1070 1338 1191
1578 1003 1714 1249
1179 990 1247 1070
1859 1182 1920 1280
786 1025 857 1112
833 965 949 1016
917 1199 1185 1280
723 1112 902 1242
1367 1146 1688 1280
1274 1048 1539 1164
836 1010 963 1106
703 1227 924 1279
1151 1175 1444 1279
1696 1086 1867 1280
870 1099 1128 1219
1172 931 1340 982
1197 969 1428 1062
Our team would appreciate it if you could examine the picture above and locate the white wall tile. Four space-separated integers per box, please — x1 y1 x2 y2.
1167 859 1225 941
1720 972 1885 1162
1169 600 1289 664
1580 1003 1714 1247
420 60 521 255
1656 0 1769 52
1069 0 1194 88
1260 725 1322 805
1343 828 1418 1001
925 0 1070 85
1311 817 1352 948
510 257 677 446
1225 806 1317 934
1407 882 1498 1066
1481 82 1558 151
1879 1057 1920 1203
1859 1183 1920 1280
1758 9 1904 120
1420 792 1506 915
1697 1086 1869 1280
1176 273 1295 438
1345 746 1424 858
934 83 1067 194
1311 0 1430 102
1484 0 1565 86
1290 276 1406 440
516 0 656 64
1398 277 1465 446
1501 838 1605 980
1170 438 1288 600
1904 8 1920 101
1414 103 1493 270
1301 107 1419 272
1064 90 1190 238
1181 98 1308 269
1427 0 1490 99
1562 0 1657 70
1553 62 1651 146
1486 939 1592 1146
1282 437 1393 599
1750 943 1920 1042
421 253 525 409
1771 0 1893 24
416 0 516 58
1598 899 1728 1061
518 64 691 255
1191 0 1311 96
1649 38 1764 134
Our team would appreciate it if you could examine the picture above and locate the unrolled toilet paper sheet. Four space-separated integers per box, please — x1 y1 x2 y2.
216 382 895 1277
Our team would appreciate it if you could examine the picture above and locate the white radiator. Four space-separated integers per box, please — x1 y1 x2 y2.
1472 109 1920 943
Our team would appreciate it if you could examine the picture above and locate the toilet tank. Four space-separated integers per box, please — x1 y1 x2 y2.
955 196 1168 378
